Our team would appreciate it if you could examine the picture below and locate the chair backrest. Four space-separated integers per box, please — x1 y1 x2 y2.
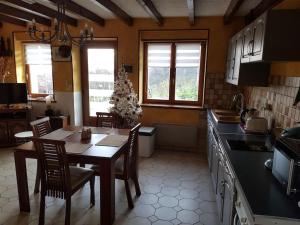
31 137 71 199
96 112 115 128
123 123 141 178
30 117 52 137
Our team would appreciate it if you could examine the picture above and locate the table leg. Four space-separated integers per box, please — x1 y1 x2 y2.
14 151 30 212
100 160 115 225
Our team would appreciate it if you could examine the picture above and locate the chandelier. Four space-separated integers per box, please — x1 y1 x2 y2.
28 0 94 47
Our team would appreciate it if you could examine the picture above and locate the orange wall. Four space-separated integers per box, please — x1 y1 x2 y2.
0 17 243 125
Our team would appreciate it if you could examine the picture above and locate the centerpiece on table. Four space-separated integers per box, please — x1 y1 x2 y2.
109 65 142 128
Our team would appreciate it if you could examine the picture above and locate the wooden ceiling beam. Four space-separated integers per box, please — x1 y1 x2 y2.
50 0 105 26
0 2 51 26
223 0 246 24
95 0 133 26
136 0 163 25
5 0 78 27
245 0 284 24
0 14 27 27
186 0 195 25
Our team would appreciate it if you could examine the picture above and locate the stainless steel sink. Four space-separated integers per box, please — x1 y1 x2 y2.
226 139 272 152
212 109 240 123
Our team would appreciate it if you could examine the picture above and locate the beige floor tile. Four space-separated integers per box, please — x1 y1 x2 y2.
0 148 220 225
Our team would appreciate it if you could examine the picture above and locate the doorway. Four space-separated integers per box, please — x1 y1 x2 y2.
81 41 117 125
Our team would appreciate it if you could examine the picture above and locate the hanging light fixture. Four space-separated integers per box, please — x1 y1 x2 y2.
28 0 94 47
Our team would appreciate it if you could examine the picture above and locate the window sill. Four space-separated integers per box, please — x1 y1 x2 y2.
141 103 206 110
28 97 56 103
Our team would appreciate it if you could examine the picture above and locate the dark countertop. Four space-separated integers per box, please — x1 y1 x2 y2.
207 110 300 220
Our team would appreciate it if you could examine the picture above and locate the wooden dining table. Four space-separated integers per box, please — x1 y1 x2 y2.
14 126 130 225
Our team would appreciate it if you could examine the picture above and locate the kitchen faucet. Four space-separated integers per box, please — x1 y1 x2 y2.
231 92 245 113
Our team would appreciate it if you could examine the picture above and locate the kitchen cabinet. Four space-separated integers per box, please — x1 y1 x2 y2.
0 108 30 147
226 31 270 86
243 10 300 62
207 115 236 225
241 13 266 63
226 10 300 86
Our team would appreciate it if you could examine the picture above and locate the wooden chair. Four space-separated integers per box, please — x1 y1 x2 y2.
30 117 52 137
91 123 141 208
30 117 52 193
32 137 95 225
96 112 115 128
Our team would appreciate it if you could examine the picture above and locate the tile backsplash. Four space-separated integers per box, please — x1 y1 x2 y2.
205 73 240 109
245 76 300 129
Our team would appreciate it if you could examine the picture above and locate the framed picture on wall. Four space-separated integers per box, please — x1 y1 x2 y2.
51 46 72 62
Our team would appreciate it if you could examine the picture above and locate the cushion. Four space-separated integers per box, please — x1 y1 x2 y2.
69 166 94 190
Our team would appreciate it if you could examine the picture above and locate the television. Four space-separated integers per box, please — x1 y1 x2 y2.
10 83 28 104
0 83 28 106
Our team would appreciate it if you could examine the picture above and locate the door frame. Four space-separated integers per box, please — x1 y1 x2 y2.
80 40 118 126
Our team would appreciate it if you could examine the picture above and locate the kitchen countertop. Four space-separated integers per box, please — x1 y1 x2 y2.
208 109 300 220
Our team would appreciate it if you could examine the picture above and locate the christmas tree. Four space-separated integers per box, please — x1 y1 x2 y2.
109 65 142 127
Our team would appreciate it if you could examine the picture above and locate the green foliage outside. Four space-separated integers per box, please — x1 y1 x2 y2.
148 67 199 101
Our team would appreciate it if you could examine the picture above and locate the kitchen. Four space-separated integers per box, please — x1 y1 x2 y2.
0 0 300 225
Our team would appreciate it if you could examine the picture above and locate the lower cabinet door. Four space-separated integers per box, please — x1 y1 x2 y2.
0 122 8 144
216 159 225 221
211 145 219 193
8 120 27 144
222 180 234 225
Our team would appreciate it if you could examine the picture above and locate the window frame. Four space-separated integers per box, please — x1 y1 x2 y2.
23 42 54 98
143 40 207 106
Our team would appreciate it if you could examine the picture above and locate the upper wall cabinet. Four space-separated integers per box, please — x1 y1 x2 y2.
226 10 300 86
242 10 300 63
226 31 270 86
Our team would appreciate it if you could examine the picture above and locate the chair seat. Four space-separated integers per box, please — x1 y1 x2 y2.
91 155 124 175
69 166 95 190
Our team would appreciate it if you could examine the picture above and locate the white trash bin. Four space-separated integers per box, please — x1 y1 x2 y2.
138 127 156 157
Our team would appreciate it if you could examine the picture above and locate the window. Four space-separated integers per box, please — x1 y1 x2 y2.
24 43 53 97
144 42 206 105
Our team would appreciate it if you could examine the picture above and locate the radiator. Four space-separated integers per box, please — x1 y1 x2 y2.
154 123 201 152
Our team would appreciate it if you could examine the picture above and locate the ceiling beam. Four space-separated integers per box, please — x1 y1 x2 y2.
245 0 284 24
95 0 133 26
50 0 105 26
0 3 51 26
0 14 27 27
5 0 78 27
136 0 163 25
224 0 246 24
186 0 195 25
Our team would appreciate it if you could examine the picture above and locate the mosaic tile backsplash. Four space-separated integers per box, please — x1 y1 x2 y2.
245 76 300 129
204 73 240 109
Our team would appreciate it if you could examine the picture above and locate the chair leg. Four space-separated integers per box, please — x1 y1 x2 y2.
132 173 141 196
65 198 71 225
34 161 41 193
124 179 134 209
90 176 95 206
39 192 45 225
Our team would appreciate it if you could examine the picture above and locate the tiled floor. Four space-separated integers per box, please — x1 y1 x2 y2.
0 148 219 225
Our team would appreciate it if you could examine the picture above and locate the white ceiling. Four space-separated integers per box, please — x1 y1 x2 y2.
1 0 262 20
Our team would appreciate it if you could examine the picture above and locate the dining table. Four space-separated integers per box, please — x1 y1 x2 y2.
14 126 130 225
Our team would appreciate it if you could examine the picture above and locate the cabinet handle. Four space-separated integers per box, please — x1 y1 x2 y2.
248 40 254 56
